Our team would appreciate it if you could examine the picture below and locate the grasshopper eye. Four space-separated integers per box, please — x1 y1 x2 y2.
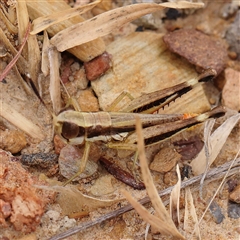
61 122 80 140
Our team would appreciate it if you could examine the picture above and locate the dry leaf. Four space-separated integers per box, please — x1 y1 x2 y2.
191 113 240 175
50 1 204 51
184 187 201 239
30 0 101 35
39 185 122 216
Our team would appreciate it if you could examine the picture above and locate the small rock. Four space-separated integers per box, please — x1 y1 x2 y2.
163 29 228 75
60 54 75 83
0 129 27 154
228 201 240 219
163 171 178 186
228 51 238 60
0 149 55 233
227 178 239 192
84 52 111 81
77 88 99 111
174 136 204 160
150 147 181 173
209 200 225 224
59 145 98 181
229 185 240 204
73 67 88 90
225 10 240 57
222 68 240 111
90 175 115 196
54 135 67 155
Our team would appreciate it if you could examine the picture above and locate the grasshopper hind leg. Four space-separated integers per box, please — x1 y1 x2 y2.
63 141 91 186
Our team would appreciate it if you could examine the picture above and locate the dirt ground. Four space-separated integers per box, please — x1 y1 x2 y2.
0 1 240 240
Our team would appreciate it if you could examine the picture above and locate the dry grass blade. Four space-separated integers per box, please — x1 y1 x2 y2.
170 164 181 224
0 5 18 34
122 117 185 239
184 187 201 239
123 190 183 236
51 1 204 52
48 46 61 115
1 102 44 140
191 113 240 175
0 22 30 82
41 31 50 76
16 0 29 58
31 0 101 34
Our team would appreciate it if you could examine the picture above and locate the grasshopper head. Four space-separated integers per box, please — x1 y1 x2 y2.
53 110 85 145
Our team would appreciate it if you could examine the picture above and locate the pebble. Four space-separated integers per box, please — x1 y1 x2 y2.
90 175 115 196
222 68 240 111
73 67 88 89
229 184 240 204
84 52 111 81
225 10 240 57
209 200 225 224
163 171 178 186
173 136 204 160
149 147 181 173
163 29 228 75
0 129 27 154
53 135 67 155
77 88 100 112
228 201 240 219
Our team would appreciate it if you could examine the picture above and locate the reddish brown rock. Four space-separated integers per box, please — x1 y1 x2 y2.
0 150 54 232
54 135 67 155
222 68 240 111
0 129 27 154
77 88 99 111
229 184 240 204
163 29 228 75
84 52 111 81
150 147 181 173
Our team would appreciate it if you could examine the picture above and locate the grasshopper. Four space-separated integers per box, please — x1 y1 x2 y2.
54 68 225 185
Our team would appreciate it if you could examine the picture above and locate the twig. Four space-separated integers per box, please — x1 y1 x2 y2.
48 157 240 240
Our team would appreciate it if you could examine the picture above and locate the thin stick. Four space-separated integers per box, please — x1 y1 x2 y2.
48 157 240 240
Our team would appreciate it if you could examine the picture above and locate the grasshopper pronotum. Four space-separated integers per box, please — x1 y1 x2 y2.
54 68 225 186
